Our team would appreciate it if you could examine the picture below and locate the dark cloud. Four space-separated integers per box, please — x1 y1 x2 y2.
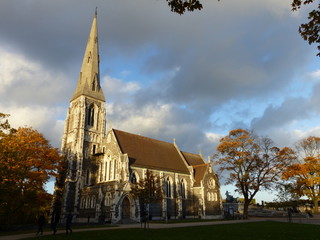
0 0 319 161
251 97 310 131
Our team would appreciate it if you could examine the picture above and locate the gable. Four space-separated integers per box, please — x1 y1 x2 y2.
113 129 190 174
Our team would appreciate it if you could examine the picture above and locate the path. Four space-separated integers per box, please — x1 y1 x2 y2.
2 216 320 240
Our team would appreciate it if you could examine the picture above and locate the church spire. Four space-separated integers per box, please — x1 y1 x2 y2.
71 10 105 102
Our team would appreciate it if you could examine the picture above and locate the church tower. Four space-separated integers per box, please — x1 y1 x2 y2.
61 10 106 215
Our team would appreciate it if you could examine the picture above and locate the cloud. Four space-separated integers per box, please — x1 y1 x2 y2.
2 105 65 148
1 0 320 202
0 46 71 107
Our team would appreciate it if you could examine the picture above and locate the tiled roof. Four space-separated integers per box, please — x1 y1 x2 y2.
181 151 205 166
181 151 208 186
193 164 209 187
113 129 190 174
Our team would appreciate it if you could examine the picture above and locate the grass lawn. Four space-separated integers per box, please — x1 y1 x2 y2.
23 222 320 240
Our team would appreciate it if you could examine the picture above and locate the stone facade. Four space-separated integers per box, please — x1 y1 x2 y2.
60 12 222 224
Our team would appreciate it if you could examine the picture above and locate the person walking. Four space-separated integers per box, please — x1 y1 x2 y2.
36 212 46 236
50 210 59 235
287 208 292 223
66 214 73 235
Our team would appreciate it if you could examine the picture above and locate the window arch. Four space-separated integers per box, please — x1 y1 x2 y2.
91 196 96 208
180 179 186 199
81 197 86 209
85 170 90 185
92 78 96 91
165 178 172 198
208 177 215 189
130 172 138 183
86 196 91 208
87 104 95 126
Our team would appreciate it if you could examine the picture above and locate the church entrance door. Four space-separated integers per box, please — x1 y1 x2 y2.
122 197 131 220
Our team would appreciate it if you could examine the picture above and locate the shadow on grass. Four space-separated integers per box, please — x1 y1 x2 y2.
22 222 320 240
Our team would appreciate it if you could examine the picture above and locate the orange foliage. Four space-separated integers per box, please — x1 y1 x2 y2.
214 129 296 218
0 127 63 190
282 136 320 212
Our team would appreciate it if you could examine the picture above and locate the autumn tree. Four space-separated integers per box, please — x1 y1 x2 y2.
282 136 320 213
0 114 63 225
214 129 296 219
130 170 163 228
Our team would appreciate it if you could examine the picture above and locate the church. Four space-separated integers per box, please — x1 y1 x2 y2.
60 11 222 224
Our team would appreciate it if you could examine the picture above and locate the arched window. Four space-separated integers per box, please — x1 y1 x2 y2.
105 195 110 206
91 196 96 208
166 178 172 198
180 179 186 199
81 197 86 209
92 79 96 91
130 172 137 183
85 170 90 185
87 105 95 126
86 196 91 208
208 177 215 189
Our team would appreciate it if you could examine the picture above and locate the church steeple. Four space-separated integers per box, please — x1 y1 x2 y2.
71 10 105 102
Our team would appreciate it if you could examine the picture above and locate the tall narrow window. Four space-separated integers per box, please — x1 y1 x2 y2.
92 79 96 91
166 178 171 198
92 145 96 154
180 179 186 199
88 105 94 126
130 172 137 183
85 170 90 185
104 162 108 181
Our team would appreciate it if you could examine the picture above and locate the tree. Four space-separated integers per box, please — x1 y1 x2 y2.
292 0 320 56
282 136 320 213
0 114 63 225
214 129 295 219
166 0 203 15
130 170 163 228
167 0 320 56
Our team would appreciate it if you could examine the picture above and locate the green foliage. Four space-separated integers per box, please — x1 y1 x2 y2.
166 0 204 15
130 170 163 205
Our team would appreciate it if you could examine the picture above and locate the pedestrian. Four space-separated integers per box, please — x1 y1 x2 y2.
51 211 59 235
287 208 292 223
36 212 46 236
66 214 73 235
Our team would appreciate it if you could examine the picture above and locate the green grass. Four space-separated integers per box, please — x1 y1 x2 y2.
151 218 222 224
23 222 320 240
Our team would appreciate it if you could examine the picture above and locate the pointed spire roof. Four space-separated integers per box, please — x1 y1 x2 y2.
71 10 105 102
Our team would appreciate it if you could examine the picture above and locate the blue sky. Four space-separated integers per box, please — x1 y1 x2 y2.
1 0 320 202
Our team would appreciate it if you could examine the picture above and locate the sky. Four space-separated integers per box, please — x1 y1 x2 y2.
1 0 320 203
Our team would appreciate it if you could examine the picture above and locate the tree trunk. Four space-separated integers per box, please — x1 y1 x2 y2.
243 200 250 219
313 198 319 213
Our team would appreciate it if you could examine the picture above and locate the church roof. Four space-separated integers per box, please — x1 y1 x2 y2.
193 164 209 187
113 129 190 174
181 151 205 166
181 151 208 186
